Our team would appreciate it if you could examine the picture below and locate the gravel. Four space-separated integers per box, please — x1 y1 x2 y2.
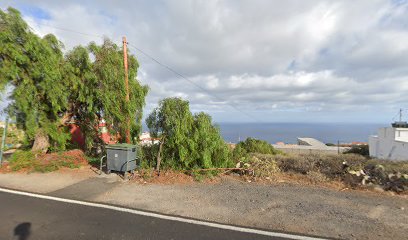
95 177 408 240
1 170 407 239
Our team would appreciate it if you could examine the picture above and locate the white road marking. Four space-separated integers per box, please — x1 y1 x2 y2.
0 187 325 240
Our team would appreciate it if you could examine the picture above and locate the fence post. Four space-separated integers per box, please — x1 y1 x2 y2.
0 116 9 166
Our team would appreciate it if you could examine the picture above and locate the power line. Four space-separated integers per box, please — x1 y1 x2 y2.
31 22 261 122
34 22 105 39
127 44 260 122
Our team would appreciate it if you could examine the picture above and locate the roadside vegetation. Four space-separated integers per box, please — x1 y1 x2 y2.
239 152 408 193
5 150 87 173
0 7 148 153
0 7 407 194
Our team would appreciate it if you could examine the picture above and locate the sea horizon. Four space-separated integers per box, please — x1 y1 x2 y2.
143 121 389 144
214 122 388 144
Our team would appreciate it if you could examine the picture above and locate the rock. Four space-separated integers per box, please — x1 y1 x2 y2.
372 185 385 193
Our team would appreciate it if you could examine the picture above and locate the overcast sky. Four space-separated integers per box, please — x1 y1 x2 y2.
1 0 408 123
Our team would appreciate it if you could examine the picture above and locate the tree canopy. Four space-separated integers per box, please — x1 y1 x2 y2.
0 7 148 152
146 97 232 170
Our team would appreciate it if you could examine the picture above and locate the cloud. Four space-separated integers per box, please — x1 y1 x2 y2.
1 0 408 123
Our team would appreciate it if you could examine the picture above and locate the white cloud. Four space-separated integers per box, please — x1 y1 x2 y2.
1 0 408 122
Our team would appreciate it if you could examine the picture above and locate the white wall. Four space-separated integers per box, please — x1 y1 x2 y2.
369 127 408 161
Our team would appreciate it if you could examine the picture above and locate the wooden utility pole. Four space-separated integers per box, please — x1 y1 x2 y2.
123 36 131 143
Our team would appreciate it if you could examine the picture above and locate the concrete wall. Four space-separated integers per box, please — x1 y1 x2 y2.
273 145 348 155
369 127 408 161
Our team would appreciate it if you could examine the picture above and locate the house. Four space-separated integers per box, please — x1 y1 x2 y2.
138 132 160 146
369 121 408 161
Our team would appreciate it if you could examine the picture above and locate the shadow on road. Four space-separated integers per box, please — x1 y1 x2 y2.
14 222 31 240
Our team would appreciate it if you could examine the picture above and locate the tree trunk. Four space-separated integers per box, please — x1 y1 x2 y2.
32 131 50 153
156 139 164 173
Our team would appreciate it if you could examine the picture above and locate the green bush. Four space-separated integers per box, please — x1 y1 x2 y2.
8 150 82 172
9 151 36 171
146 97 233 171
233 137 280 161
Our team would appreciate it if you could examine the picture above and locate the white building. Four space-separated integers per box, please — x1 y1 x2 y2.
272 137 349 154
369 122 408 161
138 132 160 146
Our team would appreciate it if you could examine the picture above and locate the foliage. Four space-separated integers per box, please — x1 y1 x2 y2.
146 97 232 170
344 145 369 156
192 112 232 168
233 137 279 161
88 40 148 143
8 149 86 172
65 41 148 152
0 7 70 150
0 125 24 148
8 150 35 171
0 7 148 152
140 144 159 168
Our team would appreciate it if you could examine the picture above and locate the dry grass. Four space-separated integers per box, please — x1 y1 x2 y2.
245 153 408 193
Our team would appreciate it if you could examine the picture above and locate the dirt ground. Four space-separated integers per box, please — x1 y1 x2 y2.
0 167 407 239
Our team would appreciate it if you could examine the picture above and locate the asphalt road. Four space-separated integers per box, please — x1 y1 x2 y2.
0 190 320 240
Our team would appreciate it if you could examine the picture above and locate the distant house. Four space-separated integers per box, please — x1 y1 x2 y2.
369 121 408 161
138 132 160 146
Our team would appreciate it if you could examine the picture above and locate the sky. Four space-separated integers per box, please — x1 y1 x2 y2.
1 0 408 123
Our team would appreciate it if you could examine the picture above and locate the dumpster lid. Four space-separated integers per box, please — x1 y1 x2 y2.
105 143 137 150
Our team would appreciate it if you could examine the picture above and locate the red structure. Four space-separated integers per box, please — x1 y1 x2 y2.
69 124 85 149
69 119 117 149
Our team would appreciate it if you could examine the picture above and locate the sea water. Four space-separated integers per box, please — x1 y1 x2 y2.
216 122 386 144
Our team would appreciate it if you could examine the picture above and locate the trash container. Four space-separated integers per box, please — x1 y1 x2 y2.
105 143 137 173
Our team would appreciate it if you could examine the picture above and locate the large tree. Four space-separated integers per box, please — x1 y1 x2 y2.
0 7 70 152
0 7 148 152
146 97 231 171
64 41 148 151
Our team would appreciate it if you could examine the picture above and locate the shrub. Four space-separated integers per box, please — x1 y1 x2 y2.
344 145 369 156
9 151 36 171
233 137 280 161
248 154 280 177
7 150 85 172
146 98 232 171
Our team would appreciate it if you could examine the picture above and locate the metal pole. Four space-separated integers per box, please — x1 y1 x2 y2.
400 108 403 122
99 155 106 175
0 116 9 166
337 140 340 155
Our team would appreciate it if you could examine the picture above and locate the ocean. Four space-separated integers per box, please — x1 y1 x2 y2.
215 122 387 144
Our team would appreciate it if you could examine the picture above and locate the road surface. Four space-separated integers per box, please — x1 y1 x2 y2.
0 189 322 240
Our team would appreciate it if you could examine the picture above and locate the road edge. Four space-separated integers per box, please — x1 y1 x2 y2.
0 186 327 240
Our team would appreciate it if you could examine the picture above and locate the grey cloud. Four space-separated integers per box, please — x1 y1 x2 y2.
1 0 407 122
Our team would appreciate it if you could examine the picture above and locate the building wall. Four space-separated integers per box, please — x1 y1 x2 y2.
369 127 408 161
